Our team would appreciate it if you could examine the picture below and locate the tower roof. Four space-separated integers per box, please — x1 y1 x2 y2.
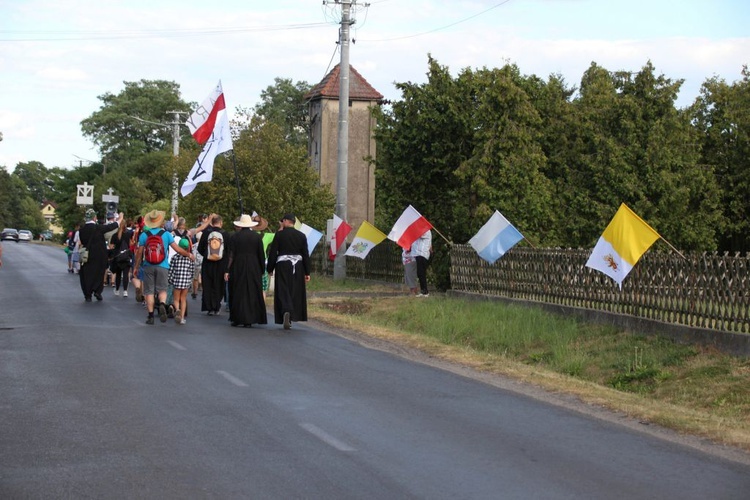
305 64 384 102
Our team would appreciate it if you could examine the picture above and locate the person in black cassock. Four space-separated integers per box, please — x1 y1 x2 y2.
266 213 310 330
197 214 228 315
78 208 121 302
223 214 268 327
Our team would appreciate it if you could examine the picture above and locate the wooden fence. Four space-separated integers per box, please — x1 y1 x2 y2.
309 241 750 335
310 241 404 284
450 245 750 334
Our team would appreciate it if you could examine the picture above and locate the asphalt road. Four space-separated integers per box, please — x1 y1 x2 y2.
1 241 749 499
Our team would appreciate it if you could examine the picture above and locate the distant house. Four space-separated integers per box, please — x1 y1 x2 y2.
40 200 63 234
305 64 384 232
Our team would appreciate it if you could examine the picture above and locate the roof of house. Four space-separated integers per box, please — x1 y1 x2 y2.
305 64 384 102
41 200 58 209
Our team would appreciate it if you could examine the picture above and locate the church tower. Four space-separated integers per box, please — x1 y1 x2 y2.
305 64 384 230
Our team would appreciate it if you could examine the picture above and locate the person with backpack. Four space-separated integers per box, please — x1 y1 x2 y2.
132 210 194 325
109 218 134 298
196 214 228 316
167 214 213 324
65 226 78 273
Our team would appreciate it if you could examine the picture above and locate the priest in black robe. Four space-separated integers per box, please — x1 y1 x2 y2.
266 213 310 329
78 209 121 302
224 214 267 327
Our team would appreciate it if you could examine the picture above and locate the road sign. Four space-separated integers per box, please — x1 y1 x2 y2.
76 182 94 205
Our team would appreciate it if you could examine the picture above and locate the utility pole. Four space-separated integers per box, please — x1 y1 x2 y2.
129 113 185 214
167 110 184 215
333 0 354 281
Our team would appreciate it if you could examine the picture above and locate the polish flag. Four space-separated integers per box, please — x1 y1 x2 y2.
329 214 353 261
185 81 227 145
387 205 433 250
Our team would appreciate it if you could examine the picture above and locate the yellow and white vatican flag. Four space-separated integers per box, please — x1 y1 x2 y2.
585 204 661 289
345 221 387 259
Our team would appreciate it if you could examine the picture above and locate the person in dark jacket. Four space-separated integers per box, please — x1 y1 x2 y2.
224 214 267 327
78 209 121 302
266 213 310 330
196 214 228 315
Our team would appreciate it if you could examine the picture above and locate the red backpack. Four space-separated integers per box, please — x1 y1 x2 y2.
144 229 167 264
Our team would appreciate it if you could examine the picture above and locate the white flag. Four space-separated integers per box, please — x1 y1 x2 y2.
180 108 232 197
185 81 226 145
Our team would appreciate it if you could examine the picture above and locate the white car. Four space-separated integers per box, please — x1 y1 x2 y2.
18 229 33 242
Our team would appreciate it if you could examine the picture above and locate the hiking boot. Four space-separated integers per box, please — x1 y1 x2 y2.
146 316 154 325
167 305 175 319
174 309 182 324
158 303 167 323
283 312 291 330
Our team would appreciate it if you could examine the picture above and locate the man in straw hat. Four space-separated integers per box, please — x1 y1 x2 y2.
78 208 121 302
266 213 310 330
223 214 267 327
133 210 195 325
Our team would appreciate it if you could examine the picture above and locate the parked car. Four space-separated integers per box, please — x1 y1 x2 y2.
1 228 19 242
18 229 33 242
40 230 53 241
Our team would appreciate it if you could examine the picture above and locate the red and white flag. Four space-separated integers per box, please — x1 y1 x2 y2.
185 81 227 145
388 205 433 250
180 82 233 197
328 214 352 261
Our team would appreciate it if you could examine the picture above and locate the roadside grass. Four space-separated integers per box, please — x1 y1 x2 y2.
307 281 750 451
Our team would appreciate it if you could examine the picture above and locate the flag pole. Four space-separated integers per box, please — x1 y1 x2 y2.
522 236 536 249
432 225 453 246
659 237 687 260
231 151 243 216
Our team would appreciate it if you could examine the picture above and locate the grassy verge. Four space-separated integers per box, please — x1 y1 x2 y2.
307 278 750 451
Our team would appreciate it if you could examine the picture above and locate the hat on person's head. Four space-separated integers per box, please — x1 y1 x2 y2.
84 208 97 221
233 214 258 228
144 210 165 228
178 237 190 250
281 213 296 224
251 213 268 231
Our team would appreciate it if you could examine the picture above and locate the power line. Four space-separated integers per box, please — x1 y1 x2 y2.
360 0 513 42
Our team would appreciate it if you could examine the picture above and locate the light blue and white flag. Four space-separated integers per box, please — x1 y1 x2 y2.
468 211 524 264
299 223 324 257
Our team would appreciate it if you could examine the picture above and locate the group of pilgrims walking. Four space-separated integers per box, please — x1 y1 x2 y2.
68 208 311 329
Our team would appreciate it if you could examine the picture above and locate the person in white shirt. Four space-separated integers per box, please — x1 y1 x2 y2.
410 230 432 297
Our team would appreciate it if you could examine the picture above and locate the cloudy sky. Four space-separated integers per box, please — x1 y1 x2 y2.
1 0 748 171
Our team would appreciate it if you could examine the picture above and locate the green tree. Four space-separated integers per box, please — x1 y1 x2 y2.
373 57 478 289
176 116 334 229
455 64 555 246
80 79 191 166
0 167 25 228
555 62 722 250
13 161 60 204
252 77 312 148
692 66 750 251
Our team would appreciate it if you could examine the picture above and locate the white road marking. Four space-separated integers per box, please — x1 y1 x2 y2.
300 423 356 452
217 370 249 387
167 340 187 351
